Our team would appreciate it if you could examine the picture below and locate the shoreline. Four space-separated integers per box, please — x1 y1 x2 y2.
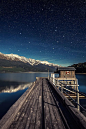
0 71 53 74
76 73 86 74
0 71 86 74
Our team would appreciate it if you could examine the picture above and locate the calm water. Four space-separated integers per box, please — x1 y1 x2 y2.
0 72 86 119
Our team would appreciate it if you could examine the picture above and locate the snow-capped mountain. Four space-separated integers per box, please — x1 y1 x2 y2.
0 52 59 72
0 52 58 67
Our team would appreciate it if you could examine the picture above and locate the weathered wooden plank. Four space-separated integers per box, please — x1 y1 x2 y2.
29 82 41 129
47 81 69 129
20 82 40 129
25 79 42 129
34 79 42 129
44 79 66 129
43 79 53 129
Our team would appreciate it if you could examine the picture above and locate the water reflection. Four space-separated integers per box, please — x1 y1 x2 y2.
0 88 28 119
1 82 33 93
0 80 33 119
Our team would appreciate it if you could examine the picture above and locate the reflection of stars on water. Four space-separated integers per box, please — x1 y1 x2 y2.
20 33 21 35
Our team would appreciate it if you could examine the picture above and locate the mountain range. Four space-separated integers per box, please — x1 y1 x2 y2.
0 52 59 72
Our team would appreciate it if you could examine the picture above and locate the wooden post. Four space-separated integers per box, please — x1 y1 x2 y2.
55 79 57 86
77 87 80 111
51 73 53 82
76 79 80 111
75 80 77 95
57 79 59 89
53 74 55 85
48 69 49 80
61 83 63 93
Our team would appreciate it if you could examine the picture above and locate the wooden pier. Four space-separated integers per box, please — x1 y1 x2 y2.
0 78 86 129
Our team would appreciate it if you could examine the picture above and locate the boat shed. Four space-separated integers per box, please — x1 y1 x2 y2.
57 67 76 78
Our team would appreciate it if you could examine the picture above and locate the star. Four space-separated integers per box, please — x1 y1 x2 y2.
0 0 85 67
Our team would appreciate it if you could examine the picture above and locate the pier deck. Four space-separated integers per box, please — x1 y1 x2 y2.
0 78 86 129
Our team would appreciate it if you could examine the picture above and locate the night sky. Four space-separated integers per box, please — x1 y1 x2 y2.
0 0 86 66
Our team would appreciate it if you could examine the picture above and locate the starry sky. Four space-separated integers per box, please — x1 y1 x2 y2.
0 0 86 66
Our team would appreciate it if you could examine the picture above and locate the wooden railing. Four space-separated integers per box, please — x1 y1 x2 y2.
50 77 86 112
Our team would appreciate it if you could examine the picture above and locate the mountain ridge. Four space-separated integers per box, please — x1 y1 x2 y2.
0 52 58 67
0 52 59 72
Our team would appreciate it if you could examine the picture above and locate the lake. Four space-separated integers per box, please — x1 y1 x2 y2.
0 72 86 119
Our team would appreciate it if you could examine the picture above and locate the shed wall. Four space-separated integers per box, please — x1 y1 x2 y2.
59 71 75 78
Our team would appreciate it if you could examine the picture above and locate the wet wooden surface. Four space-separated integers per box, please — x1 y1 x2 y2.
0 78 86 129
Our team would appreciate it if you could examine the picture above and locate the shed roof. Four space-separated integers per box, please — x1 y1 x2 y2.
57 67 76 71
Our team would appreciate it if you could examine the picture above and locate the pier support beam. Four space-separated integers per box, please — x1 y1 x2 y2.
53 74 55 85
77 89 80 111
76 80 80 111
48 69 49 80
51 73 55 85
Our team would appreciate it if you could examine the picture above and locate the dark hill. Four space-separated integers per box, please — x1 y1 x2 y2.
70 62 86 73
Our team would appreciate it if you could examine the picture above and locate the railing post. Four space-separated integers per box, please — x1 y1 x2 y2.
76 79 80 111
61 83 63 93
53 74 55 85
55 79 57 86
48 69 49 80
51 73 53 82
77 88 80 111
57 79 59 89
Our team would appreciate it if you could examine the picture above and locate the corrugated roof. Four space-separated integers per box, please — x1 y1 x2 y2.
57 67 76 71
